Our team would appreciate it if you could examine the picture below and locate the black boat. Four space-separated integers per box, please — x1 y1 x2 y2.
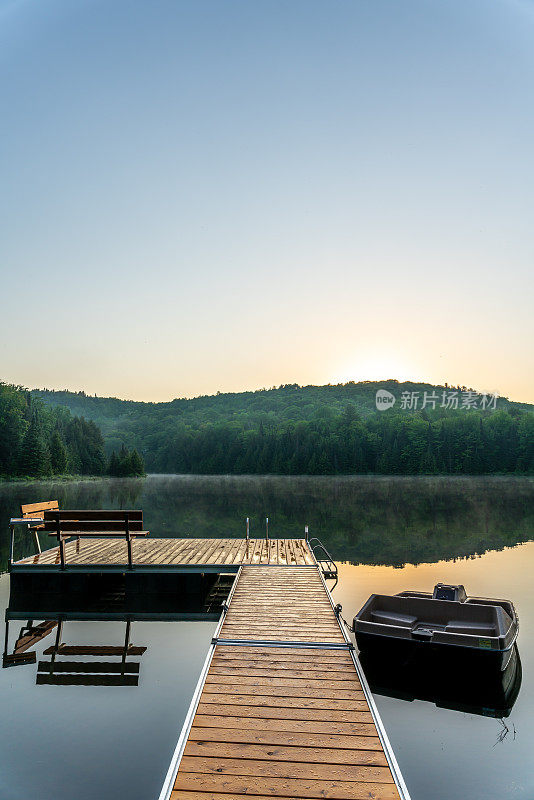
353 583 519 671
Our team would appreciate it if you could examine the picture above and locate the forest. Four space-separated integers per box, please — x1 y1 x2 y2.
0 383 144 479
32 381 534 476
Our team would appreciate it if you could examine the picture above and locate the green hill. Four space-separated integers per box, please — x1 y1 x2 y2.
32 381 534 475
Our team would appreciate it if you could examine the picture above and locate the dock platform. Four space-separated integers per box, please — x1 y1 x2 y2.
11 538 314 572
160 564 410 800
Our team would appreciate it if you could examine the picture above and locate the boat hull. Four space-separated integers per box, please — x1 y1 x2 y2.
355 629 515 671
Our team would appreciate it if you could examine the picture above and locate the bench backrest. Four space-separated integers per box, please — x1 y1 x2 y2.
42 509 144 533
21 500 59 519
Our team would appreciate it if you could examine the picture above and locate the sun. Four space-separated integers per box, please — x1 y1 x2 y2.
331 353 419 385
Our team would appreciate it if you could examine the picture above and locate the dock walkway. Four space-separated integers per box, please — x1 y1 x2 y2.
162 565 409 800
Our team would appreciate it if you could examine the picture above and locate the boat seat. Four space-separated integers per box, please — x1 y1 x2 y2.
371 610 417 627
445 620 496 636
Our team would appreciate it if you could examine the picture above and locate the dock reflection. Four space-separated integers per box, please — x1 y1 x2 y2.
2 573 234 687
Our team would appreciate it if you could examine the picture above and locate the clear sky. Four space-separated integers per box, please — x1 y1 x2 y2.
1 0 533 402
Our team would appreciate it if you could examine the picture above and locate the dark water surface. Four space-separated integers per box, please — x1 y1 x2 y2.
0 474 533 800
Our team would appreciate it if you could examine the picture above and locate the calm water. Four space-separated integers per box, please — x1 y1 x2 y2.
0 474 533 799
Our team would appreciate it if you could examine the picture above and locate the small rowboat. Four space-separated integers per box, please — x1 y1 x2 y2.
353 583 518 671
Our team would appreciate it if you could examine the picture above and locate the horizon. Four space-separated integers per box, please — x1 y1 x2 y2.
28 375 525 406
2 0 533 404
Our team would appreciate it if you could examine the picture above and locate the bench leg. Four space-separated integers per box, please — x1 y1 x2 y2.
126 533 133 570
57 534 65 570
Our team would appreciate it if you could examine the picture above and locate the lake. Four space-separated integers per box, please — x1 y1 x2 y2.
0 474 533 799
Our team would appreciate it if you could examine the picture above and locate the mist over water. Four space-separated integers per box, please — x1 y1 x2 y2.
1 474 532 570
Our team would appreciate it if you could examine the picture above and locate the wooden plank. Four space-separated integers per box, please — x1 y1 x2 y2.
211 658 354 672
219 635 344 644
192 715 379 737
202 686 364 701
221 623 342 634
173 780 399 800
37 660 140 674
14 621 57 654
21 500 59 517
43 645 146 656
187 539 221 565
168 539 204 564
219 633 344 643
42 520 145 532
43 510 142 521
213 646 351 660
179 755 394 783
188 726 384 750
36 673 139 686
208 666 358 680
204 674 362 689
230 538 249 565
220 625 343 635
183 740 388 767
196 702 374 724
199 695 370 712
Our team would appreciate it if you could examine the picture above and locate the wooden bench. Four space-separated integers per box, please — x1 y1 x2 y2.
21 500 59 521
41 509 149 569
18 500 60 554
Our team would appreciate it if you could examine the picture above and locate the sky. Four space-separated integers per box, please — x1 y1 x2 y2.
1 0 533 402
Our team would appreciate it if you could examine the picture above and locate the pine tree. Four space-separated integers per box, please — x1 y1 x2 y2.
50 431 67 474
108 450 120 476
129 449 145 476
118 444 129 476
18 416 48 477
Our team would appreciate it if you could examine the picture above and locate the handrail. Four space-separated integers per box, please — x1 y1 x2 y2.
308 537 338 579
9 518 43 568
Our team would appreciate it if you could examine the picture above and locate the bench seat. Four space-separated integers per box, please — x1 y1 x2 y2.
445 620 496 637
371 610 417 627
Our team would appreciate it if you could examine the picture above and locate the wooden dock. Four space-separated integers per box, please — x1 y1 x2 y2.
9 532 410 798
11 538 315 572
160 564 410 800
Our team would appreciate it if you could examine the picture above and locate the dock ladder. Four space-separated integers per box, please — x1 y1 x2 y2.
307 537 338 579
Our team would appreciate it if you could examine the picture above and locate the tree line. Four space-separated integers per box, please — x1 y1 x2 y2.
139 406 533 475
0 383 145 479
24 380 534 476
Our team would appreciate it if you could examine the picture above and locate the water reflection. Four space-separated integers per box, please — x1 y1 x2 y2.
359 644 522 719
3 573 233 692
1 475 533 570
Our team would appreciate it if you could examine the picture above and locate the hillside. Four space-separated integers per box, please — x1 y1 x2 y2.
32 381 534 475
0 382 107 479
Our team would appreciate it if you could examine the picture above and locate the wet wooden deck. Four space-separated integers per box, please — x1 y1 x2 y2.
166 566 407 800
12 538 315 571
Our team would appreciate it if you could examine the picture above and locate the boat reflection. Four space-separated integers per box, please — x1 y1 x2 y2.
359 642 522 718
